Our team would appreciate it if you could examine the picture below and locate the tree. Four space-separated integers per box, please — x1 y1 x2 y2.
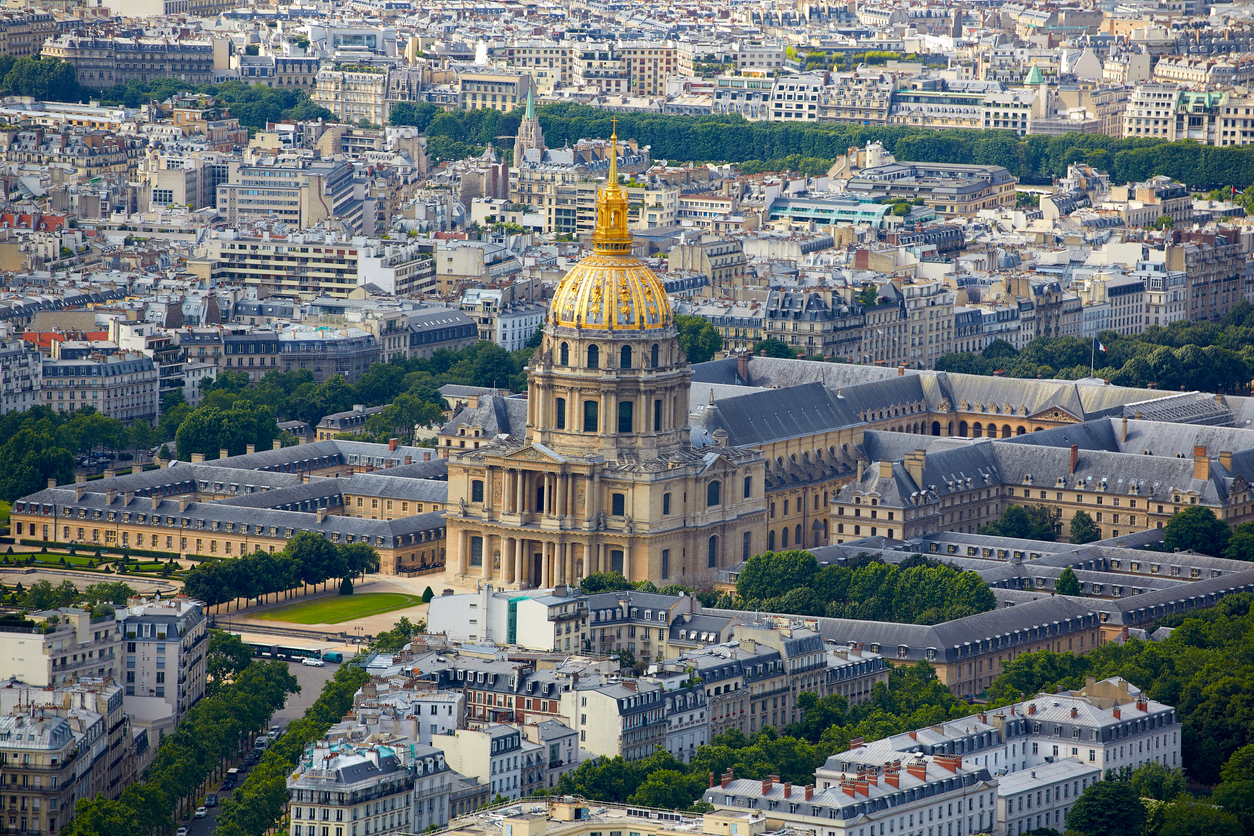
978 504 1058 541
857 283 881 306
1164 505 1231 556
1127 762 1186 801
1155 215 1175 229
206 630 253 696
83 581 136 605
611 647 637 670
735 551 818 602
1066 779 1146 836
628 769 701 809
750 338 794 359
1157 796 1242 836
389 101 439 130
1069 509 1101 544
675 315 722 364
580 571 634 593
286 531 343 591
1224 522 1254 562
1055 567 1081 596
339 577 354 595
471 343 515 389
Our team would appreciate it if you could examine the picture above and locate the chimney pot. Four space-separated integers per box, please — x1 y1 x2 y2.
274 438 283 450
389 437 399 451
47 477 57 489
246 443 256 455
219 448 229 460
1070 444 1079 475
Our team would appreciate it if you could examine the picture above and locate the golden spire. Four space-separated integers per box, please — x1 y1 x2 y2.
594 120 632 255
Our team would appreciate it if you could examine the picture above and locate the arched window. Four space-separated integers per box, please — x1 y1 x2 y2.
651 344 660 368
587 345 599 369
743 476 752 498
708 535 718 568
707 481 721 507
560 342 569 365
768 530 776 550
782 527 789 548
620 345 632 369
583 400 599 432
618 401 633 433
795 524 802 544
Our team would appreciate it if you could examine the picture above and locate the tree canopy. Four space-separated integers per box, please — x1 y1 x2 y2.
1163 505 1231 556
676 314 722 364
978 504 1059 541
726 550 995 624
1069 509 1101 544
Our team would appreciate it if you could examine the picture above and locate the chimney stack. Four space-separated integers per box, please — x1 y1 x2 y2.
1194 445 1210 481
1070 444 1079 475
804 785 813 800
274 439 283 450
1114 707 1121 719
191 453 205 463
75 473 86 484
850 737 864 749
1220 451 1233 471
1028 704 1037 715
857 459 863 481
1071 707 1078 718
246 443 256 455
878 460 893 479
736 350 750 384
389 438 399 452
762 777 773 795
47 477 56 490
1121 416 1128 443
219 448 229 460
708 773 715 789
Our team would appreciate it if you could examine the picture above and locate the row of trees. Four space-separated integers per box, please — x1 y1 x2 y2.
92 77 334 129
724 550 996 624
63 660 298 836
13 578 136 610
938 302 1254 394
182 532 379 609
212 663 369 836
532 102 1254 189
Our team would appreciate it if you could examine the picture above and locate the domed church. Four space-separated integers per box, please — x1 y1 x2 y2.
445 128 765 590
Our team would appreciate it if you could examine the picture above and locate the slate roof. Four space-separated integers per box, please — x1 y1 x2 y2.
696 382 862 447
440 394 528 438
691 355 912 389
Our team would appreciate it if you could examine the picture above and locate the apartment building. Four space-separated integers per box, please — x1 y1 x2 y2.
313 66 390 126
1122 84 1184 138
619 41 677 97
43 35 216 88
573 44 628 94
768 73 827 121
499 40 571 87
458 70 533 113
0 11 63 58
220 330 279 382
214 159 359 231
287 743 415 836
0 607 121 691
120 597 207 732
41 354 158 425
1166 229 1245 322
0 340 41 415
0 710 104 835
278 327 380 384
711 75 774 120
821 73 893 124
406 308 478 360
1105 176 1193 227
207 229 363 298
1136 260 1188 327
562 682 667 762
669 236 746 287
521 719 579 789
436 724 540 801
358 240 437 297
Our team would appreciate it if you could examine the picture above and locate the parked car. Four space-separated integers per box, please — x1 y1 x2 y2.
194 807 207 819
301 657 325 667
205 794 218 807
321 651 344 663
220 778 235 791
177 827 189 836
118 452 133 460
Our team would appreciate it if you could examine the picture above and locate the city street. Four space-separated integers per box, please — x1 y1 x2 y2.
180 660 340 836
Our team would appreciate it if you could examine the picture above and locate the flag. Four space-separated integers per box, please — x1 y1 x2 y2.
1098 342 1106 352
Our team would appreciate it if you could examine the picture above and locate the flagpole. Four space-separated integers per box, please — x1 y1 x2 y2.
1091 337 1095 378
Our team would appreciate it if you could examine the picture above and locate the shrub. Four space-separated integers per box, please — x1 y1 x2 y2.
339 577 354 596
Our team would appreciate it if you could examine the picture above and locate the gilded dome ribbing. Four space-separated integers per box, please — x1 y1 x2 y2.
549 126 672 332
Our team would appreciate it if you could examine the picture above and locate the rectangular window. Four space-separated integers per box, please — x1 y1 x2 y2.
743 531 752 561
470 536 484 567
663 493 671 515
661 549 669 579
556 398 566 430
653 399 662 432
583 400 599 432
472 480 484 503
618 401 633 433
612 493 626 516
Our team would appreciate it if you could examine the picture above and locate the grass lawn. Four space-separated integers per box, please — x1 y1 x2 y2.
252 593 424 625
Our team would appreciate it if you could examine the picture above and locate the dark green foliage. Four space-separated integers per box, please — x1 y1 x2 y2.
371 616 425 652
182 538 377 610
751 338 795 359
978 504 1059 541
1224 522 1254 562
1156 796 1242 836
1066 779 1147 836
1055 567 1081 597
580 571 635 593
1164 505 1231 556
339 577 353 596
1069 509 1101 544
675 315 722 364
986 593 1254 784
730 550 995 624
61 661 298 836
421 586 434 603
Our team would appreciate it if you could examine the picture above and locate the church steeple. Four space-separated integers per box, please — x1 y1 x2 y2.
594 120 632 255
513 76 546 166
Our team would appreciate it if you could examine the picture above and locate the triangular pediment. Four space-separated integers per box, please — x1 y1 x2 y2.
1026 405 1082 423
501 443 567 464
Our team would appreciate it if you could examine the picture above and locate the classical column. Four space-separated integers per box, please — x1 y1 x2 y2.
506 470 516 513
540 542 551 588
556 473 567 522
545 473 554 516
516 469 526 514
481 533 491 579
595 543 603 574
514 538 524 587
622 543 631 582
562 542 571 584
504 537 515 584
458 529 469 576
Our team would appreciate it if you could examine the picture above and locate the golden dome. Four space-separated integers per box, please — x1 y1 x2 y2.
549 125 672 332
